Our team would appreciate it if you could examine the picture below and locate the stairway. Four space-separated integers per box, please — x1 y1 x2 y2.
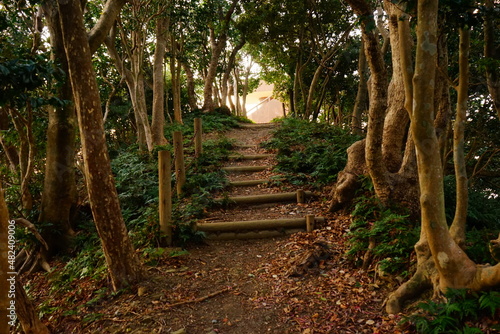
196 123 324 240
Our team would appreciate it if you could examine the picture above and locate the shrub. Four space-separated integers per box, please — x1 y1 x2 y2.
262 117 360 187
346 196 419 277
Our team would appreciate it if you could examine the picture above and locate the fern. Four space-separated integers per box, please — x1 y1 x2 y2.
479 291 500 317
402 289 500 333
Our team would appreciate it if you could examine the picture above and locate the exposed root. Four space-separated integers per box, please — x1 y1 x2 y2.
13 218 51 275
386 266 432 314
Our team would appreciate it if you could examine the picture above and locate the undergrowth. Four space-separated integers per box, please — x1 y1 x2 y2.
261 117 360 187
48 112 240 291
346 195 419 277
443 175 500 264
401 288 500 333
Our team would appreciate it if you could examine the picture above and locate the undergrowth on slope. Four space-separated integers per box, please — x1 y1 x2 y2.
48 113 241 291
261 117 360 187
346 194 419 277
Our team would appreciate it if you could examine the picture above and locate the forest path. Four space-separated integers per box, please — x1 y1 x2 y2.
81 123 400 334
198 123 322 239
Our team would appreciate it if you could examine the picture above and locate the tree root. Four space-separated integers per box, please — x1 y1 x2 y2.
386 266 432 314
14 218 51 275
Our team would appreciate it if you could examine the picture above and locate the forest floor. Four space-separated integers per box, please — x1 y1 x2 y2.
25 123 410 334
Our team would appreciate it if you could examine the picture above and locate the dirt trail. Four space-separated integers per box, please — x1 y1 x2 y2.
48 124 402 334
85 123 304 334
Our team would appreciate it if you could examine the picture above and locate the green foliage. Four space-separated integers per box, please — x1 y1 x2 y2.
443 176 500 231
172 136 233 244
346 196 419 276
109 113 238 246
51 248 107 292
262 117 360 187
402 289 500 333
111 149 160 248
443 175 500 264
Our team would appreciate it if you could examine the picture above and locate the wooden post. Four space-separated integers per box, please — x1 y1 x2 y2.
306 214 315 232
194 117 203 158
297 189 305 204
158 150 172 245
173 131 186 196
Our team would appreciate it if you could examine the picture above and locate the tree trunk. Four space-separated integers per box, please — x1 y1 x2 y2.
382 1 411 173
202 29 227 112
347 0 391 204
483 0 500 118
351 38 368 135
151 16 168 146
449 26 470 247
181 60 198 111
387 0 500 313
15 279 50 334
8 106 35 211
130 31 154 150
434 33 452 167
105 25 153 151
58 0 145 291
169 34 183 123
305 26 352 119
0 187 12 334
202 0 239 112
39 0 77 257
221 38 245 107
1 188 50 334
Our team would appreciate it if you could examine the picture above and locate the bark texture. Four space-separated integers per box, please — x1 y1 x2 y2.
0 188 10 334
330 0 419 213
449 26 470 247
105 23 153 151
202 0 239 111
15 279 50 334
483 0 500 118
151 16 168 145
387 0 500 313
351 38 368 135
58 0 145 291
39 0 77 256
0 189 49 334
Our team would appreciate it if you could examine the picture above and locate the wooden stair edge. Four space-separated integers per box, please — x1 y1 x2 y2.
221 165 270 173
233 143 259 149
228 179 270 186
196 217 325 232
228 154 275 160
238 123 278 129
214 191 314 205
202 229 303 240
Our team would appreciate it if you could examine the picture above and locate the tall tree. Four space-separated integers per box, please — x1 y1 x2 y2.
39 0 78 258
483 0 499 118
201 0 240 111
57 0 145 290
151 15 169 142
39 0 128 257
330 0 419 214
386 0 500 313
